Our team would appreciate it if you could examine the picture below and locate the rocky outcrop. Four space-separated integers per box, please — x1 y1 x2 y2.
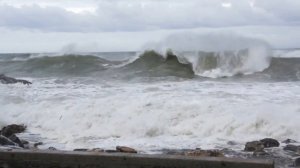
73 147 132 153
244 141 264 152
282 139 297 144
0 135 17 146
283 144 300 153
8 134 24 148
0 124 27 148
260 138 280 148
295 157 300 167
34 142 43 148
245 138 280 152
116 146 137 153
74 148 89 152
48 147 57 151
1 124 26 137
0 74 32 85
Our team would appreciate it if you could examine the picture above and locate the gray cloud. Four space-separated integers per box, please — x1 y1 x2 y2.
0 0 300 52
1 25 300 53
0 5 97 32
0 0 298 32
255 0 300 23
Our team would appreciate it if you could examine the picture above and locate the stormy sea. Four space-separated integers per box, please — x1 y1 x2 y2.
0 34 300 167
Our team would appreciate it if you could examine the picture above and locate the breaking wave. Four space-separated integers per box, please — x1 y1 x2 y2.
121 50 300 81
139 33 272 78
120 50 194 78
125 48 270 78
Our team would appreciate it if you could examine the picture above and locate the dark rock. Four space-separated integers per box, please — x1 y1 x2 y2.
1 124 26 137
74 148 89 152
282 139 298 144
227 141 238 145
244 141 264 152
33 142 43 148
0 135 17 146
16 79 32 85
73 148 104 152
184 149 224 157
21 140 29 145
259 138 280 148
283 144 300 152
22 143 30 149
0 74 32 85
116 146 137 153
48 147 57 150
8 134 24 148
295 157 300 167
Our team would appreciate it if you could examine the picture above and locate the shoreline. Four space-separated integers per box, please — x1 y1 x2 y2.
1 124 299 168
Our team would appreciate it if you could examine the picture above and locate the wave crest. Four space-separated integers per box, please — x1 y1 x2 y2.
141 33 271 78
125 46 271 78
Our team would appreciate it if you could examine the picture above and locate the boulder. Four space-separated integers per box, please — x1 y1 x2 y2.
295 157 300 167
282 139 297 144
74 148 104 152
8 134 24 148
283 144 300 152
48 147 57 151
21 140 30 149
227 141 238 146
21 140 29 145
185 149 224 157
1 124 26 137
16 79 32 85
259 138 280 148
244 141 264 152
0 74 32 85
34 142 43 148
116 146 137 153
73 148 89 152
0 135 17 146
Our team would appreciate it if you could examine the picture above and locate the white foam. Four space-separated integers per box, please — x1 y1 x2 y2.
142 32 271 78
1 79 300 151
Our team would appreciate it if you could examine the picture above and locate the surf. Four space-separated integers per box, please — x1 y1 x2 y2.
138 32 271 78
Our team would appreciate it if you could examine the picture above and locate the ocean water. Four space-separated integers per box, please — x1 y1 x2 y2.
0 36 300 153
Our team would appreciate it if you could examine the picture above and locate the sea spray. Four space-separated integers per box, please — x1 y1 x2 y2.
141 32 271 78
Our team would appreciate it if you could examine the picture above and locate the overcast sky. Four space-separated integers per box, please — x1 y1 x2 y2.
0 0 300 52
